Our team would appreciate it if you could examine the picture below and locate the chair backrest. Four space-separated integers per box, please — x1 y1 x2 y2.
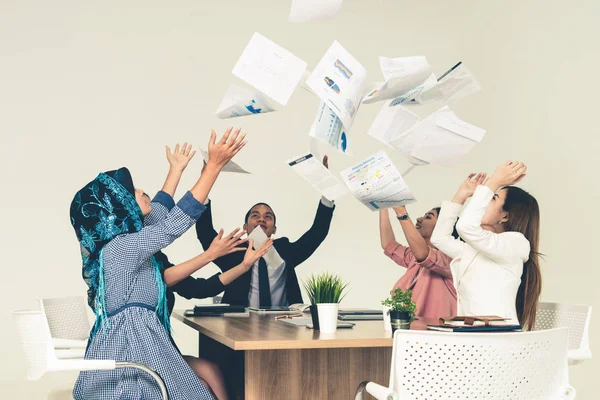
12 310 55 380
535 302 591 352
389 328 573 399
40 296 90 340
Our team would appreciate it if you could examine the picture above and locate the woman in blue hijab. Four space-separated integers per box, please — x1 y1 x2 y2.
69 129 261 400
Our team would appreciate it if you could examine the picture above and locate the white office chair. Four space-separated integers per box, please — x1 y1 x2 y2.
13 309 169 399
355 328 575 400
535 302 592 365
39 297 90 359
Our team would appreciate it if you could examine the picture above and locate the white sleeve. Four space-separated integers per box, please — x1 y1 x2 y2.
456 186 530 264
431 201 465 259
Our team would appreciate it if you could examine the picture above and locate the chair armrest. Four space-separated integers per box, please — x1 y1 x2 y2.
568 349 592 365
55 348 86 359
366 382 398 400
49 359 116 372
53 338 88 349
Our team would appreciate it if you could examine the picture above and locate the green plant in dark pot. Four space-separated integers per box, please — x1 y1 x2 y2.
381 288 417 331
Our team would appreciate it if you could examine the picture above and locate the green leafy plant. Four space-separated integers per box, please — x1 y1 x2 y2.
302 272 350 304
381 288 417 316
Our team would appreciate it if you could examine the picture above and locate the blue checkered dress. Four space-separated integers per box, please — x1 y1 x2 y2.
74 191 214 400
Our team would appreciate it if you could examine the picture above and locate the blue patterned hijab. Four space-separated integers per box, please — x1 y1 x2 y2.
70 167 170 338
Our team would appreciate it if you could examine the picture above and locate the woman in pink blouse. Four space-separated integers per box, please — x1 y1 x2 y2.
380 206 457 318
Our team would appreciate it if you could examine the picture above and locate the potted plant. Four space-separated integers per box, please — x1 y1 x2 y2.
381 288 417 332
303 272 349 333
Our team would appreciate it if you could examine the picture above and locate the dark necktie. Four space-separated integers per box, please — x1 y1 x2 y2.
258 257 272 307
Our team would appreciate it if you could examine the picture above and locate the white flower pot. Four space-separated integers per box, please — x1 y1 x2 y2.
382 305 392 332
317 303 339 334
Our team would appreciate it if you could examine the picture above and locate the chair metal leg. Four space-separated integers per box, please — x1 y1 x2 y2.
355 381 369 400
116 361 168 400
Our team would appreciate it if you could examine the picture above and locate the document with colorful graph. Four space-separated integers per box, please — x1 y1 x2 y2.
216 84 276 119
305 41 367 130
308 101 350 154
340 151 417 211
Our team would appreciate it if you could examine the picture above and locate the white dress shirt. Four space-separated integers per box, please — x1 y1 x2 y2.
431 186 530 324
247 197 334 307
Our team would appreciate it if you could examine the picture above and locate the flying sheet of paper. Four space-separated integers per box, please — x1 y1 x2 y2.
308 101 351 155
232 32 307 106
287 153 349 201
305 41 367 129
368 104 427 165
216 84 276 119
340 150 417 211
368 103 421 144
288 0 343 22
198 147 251 174
408 106 486 166
413 62 481 105
248 224 284 267
362 56 433 104
388 74 438 106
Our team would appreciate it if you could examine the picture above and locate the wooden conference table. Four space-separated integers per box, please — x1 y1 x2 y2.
173 310 435 400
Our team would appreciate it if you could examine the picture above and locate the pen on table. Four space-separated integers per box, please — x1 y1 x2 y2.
275 313 303 320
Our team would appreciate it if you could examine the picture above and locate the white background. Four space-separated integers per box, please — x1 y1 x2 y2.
1 0 598 398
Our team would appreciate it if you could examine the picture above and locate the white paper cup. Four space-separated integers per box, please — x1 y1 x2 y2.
317 303 339 334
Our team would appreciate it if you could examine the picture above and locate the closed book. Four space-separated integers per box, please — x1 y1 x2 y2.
192 305 246 315
427 324 522 333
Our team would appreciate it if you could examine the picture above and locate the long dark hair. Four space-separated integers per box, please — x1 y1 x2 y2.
502 186 542 331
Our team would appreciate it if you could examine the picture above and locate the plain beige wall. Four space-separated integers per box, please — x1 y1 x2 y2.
1 0 598 398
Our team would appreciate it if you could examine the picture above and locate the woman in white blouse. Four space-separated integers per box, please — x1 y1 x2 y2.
431 161 541 330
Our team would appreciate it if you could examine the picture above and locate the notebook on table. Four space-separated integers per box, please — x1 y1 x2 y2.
185 305 248 317
248 306 296 314
277 317 354 329
427 324 522 333
427 315 521 332
338 309 383 321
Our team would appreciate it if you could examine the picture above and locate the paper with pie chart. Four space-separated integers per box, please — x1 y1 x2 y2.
305 41 367 130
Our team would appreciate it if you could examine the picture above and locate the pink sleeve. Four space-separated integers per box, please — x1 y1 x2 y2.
384 241 417 269
418 248 453 278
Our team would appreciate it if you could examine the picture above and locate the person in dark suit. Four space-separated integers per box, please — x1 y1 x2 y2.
186 155 335 307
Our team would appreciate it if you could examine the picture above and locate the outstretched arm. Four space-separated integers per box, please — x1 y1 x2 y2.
161 142 196 197
164 228 247 286
379 209 396 250
431 173 486 259
457 162 530 263
392 206 430 262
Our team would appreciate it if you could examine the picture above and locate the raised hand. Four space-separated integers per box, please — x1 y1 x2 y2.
207 127 247 170
452 172 487 204
166 142 196 172
486 161 527 192
206 228 248 260
242 239 274 270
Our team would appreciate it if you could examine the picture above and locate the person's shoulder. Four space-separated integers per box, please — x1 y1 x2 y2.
273 237 290 247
